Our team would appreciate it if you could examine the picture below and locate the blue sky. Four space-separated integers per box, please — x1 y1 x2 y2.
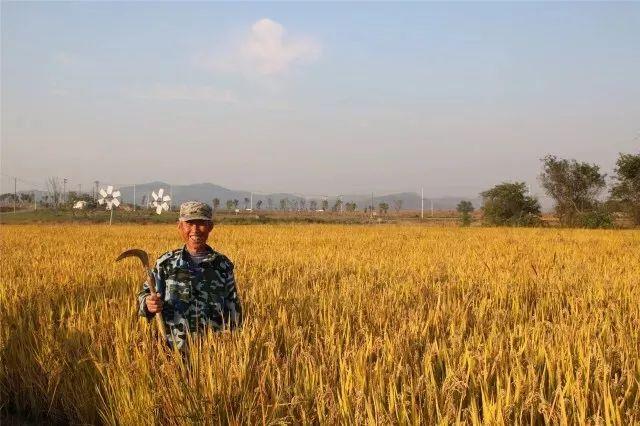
2 2 639 197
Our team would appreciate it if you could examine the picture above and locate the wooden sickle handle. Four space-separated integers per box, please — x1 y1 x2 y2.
146 270 167 338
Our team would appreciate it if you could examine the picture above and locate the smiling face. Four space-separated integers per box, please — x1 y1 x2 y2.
177 219 213 253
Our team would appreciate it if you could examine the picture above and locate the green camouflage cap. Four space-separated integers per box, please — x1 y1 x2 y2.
179 201 213 221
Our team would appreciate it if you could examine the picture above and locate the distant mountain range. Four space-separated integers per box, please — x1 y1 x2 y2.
113 182 481 211
8 181 481 211
9 181 556 211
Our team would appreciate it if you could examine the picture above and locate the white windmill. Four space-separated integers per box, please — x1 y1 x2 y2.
98 185 121 225
151 188 171 215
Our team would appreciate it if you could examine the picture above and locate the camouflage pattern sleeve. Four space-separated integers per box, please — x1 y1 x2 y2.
223 261 243 329
136 263 163 321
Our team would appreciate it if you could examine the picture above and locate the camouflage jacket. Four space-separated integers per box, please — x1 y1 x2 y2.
137 245 242 350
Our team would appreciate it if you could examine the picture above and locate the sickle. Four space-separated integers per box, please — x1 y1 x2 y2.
116 248 167 339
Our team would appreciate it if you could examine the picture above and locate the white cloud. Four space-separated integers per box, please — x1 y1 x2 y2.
131 85 238 103
199 18 322 76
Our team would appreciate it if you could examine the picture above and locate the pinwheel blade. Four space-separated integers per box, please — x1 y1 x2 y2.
112 198 120 207
162 195 171 202
152 191 158 201
112 190 121 198
98 198 105 205
161 202 169 211
158 188 164 198
107 185 114 195
99 189 108 198
156 204 163 214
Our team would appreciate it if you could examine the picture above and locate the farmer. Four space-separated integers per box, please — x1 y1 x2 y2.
137 201 242 350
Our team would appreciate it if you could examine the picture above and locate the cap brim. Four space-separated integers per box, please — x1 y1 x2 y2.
179 216 213 222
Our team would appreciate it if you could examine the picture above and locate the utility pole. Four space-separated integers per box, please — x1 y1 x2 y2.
133 184 136 211
14 177 17 213
371 192 374 218
250 192 253 210
421 187 424 220
431 199 434 217
33 190 37 211
63 178 67 204
94 181 99 201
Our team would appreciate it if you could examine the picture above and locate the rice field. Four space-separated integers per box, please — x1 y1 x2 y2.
1 223 639 425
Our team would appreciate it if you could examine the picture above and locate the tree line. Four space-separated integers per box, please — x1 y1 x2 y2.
4 152 637 227
457 152 640 228
211 197 393 215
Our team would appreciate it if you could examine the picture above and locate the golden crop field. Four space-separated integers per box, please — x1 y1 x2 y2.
1 224 639 425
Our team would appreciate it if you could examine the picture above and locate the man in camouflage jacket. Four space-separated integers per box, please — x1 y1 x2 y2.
137 201 242 350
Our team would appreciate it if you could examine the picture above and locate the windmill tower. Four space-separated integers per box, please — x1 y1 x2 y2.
98 185 121 225
151 188 171 215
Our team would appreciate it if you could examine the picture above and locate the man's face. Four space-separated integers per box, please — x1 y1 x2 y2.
177 219 213 252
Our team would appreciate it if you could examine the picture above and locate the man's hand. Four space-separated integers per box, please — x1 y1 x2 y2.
145 293 163 313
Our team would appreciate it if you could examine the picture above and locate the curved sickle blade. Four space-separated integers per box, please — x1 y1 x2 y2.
115 248 149 268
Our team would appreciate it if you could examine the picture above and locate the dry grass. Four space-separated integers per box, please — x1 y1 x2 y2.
1 224 639 425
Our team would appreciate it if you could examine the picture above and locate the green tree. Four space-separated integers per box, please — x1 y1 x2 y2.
19 193 33 203
321 199 329 211
456 200 474 226
393 199 403 213
579 209 614 229
310 200 318 211
212 198 220 211
280 198 287 211
610 152 640 225
0 193 17 203
540 155 606 226
481 182 541 226
68 191 93 204
244 197 250 210
378 202 389 215
225 200 234 211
